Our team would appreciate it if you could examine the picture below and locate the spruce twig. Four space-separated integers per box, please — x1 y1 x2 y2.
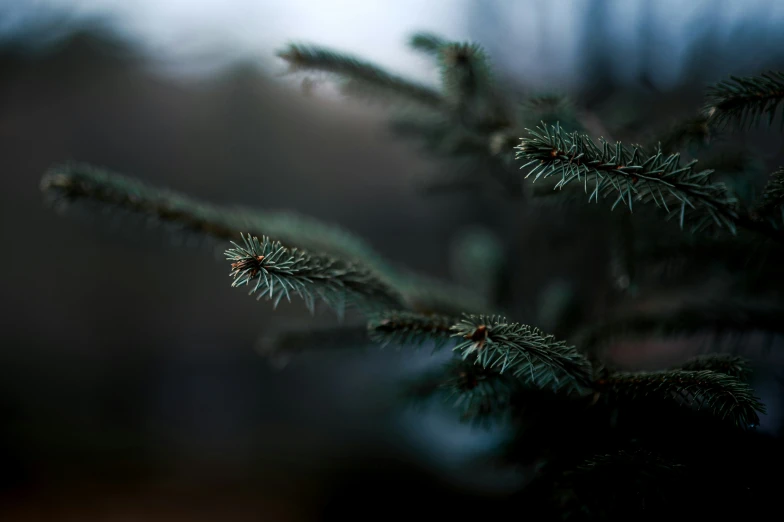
226 234 404 315
600 369 765 428
752 166 784 225
277 44 443 108
704 71 784 130
408 31 448 57
403 358 520 425
675 354 752 381
451 315 594 393
516 123 739 233
367 310 457 349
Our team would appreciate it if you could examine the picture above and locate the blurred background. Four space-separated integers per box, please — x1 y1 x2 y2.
2 1 784 520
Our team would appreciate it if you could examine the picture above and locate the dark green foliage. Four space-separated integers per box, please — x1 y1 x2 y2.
599 369 764 429
451 315 594 393
402 358 520 426
38 30 784 520
367 311 457 349
704 71 784 129
277 43 443 108
40 162 389 272
41 163 485 317
516 123 739 233
675 354 752 381
752 166 784 225
408 31 447 57
226 234 404 315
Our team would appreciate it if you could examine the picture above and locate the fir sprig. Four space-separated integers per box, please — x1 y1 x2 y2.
40 163 389 271
226 234 404 315
408 31 447 57
403 358 520 425
367 310 457 349
675 354 752 381
752 166 784 225
704 71 784 129
515 123 739 233
601 369 765 428
277 44 443 108
451 315 594 393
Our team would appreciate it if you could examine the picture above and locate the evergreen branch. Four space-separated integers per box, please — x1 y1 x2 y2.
439 42 493 104
408 31 448 56
403 358 519 425
451 315 594 393
704 71 784 129
601 369 765 428
577 297 784 352
515 123 740 233
226 234 404 315
675 355 752 381
277 44 443 108
751 166 784 224
367 310 457 349
40 163 389 272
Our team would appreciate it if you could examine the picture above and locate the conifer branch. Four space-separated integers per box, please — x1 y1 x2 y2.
226 234 404 315
600 369 765 428
704 71 784 129
451 315 594 393
516 123 740 233
403 359 519 425
675 354 752 381
40 163 388 270
439 43 493 105
752 166 784 225
367 311 457 349
408 31 447 56
277 44 443 108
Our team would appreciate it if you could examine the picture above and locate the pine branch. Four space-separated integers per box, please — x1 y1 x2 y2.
40 163 389 272
367 310 457 349
277 43 443 108
751 166 784 224
403 358 520 426
674 354 752 381
577 297 784 352
515 123 741 233
408 31 447 56
439 42 493 105
226 234 404 315
704 71 784 129
451 315 594 393
600 369 765 428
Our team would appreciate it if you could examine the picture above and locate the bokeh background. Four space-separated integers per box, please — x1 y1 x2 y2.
2 1 784 520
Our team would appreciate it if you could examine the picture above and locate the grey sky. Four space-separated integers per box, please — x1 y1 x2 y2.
4 0 784 86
